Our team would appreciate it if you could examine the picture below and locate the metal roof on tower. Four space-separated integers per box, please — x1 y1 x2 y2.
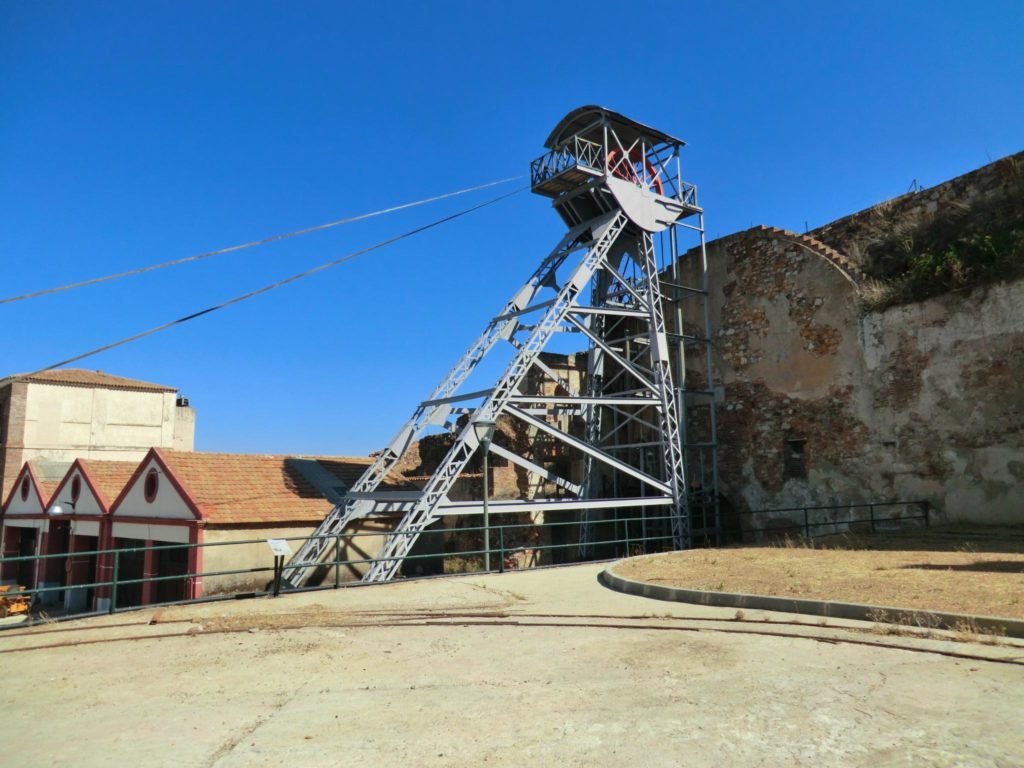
544 105 685 149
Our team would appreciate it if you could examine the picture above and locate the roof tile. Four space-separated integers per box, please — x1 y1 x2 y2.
2 368 176 392
153 451 413 525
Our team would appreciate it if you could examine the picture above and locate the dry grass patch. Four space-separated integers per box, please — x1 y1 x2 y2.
613 530 1024 620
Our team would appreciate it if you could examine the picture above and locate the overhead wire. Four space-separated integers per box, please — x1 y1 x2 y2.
0 175 522 305
27 184 527 376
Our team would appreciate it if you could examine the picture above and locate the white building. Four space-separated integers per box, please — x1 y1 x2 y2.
0 369 195 498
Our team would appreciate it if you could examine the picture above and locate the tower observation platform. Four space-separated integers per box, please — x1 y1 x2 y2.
530 106 701 233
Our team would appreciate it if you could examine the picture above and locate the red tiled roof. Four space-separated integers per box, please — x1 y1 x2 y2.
36 479 61 504
154 451 412 525
77 460 141 510
29 459 72 508
2 368 176 392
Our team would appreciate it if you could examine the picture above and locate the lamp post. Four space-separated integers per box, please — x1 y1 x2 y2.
472 419 497 572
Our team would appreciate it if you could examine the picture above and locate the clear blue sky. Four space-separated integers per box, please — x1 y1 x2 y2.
2 1 1021 456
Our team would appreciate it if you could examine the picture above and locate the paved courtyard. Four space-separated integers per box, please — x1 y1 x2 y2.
2 563 1022 767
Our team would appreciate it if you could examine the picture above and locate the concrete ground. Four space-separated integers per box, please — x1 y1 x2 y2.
2 563 1022 767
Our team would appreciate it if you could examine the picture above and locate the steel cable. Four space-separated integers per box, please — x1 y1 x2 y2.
1 176 522 305
27 185 527 375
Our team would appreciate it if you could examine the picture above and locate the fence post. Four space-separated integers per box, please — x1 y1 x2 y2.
625 518 631 556
922 501 930 527
498 526 505 574
334 533 342 589
110 551 120 615
869 504 876 533
803 507 810 539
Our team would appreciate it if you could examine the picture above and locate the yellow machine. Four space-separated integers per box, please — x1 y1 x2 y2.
0 585 31 617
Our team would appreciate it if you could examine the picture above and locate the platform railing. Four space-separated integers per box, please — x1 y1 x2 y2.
529 136 605 188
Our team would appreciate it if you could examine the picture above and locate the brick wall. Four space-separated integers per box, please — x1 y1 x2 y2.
0 382 29 498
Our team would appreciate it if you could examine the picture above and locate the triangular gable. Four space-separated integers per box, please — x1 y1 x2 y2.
48 460 106 517
2 463 52 516
109 448 203 521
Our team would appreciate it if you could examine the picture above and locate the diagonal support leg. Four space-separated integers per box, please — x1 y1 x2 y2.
284 224 591 586
363 211 630 582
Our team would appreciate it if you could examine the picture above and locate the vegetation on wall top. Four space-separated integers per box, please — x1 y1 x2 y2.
862 162 1023 311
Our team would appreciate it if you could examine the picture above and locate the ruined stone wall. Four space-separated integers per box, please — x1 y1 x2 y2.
698 229 876 517
695 220 1023 526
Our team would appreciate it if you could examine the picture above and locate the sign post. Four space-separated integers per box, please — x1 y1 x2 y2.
266 539 293 597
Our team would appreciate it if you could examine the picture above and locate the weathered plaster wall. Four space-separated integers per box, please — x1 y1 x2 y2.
861 280 1024 523
1 383 195 498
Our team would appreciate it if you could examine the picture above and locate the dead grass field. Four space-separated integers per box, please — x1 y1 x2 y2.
613 528 1024 619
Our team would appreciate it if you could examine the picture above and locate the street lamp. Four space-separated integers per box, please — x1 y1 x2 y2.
49 500 75 516
472 418 497 572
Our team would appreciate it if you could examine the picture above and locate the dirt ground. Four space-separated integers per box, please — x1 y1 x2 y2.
1 563 1023 767
615 529 1024 619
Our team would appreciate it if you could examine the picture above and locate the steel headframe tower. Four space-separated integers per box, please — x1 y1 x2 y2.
285 106 719 586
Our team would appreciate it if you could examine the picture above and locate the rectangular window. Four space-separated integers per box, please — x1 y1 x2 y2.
783 439 807 480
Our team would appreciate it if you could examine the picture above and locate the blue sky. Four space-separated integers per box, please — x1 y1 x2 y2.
2 1 1021 456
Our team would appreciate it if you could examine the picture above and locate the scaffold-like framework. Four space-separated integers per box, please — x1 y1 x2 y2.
285 106 719 586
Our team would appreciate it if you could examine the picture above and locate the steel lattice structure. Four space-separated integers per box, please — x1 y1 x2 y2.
285 106 719 586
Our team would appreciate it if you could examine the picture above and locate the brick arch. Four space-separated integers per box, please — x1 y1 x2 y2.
753 225 879 295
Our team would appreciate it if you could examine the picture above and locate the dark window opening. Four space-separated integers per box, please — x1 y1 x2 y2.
20 476 29 501
783 439 808 480
143 469 159 503
156 545 189 603
71 476 82 504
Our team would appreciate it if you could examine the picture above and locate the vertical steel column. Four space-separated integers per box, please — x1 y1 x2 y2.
638 233 689 549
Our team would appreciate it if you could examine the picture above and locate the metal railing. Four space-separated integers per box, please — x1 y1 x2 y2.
0 512 682 623
0 501 932 625
740 500 930 540
530 136 605 187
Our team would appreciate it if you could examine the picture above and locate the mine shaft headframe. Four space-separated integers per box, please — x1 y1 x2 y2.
529 105 701 233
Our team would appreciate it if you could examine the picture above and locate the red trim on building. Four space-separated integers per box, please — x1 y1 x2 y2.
189 525 202 599
95 524 114 604
72 459 118 511
2 463 54 514
108 448 206 521
140 541 157 604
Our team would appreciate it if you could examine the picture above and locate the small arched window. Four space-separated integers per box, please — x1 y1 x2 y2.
143 469 159 503
20 476 29 502
71 476 82 504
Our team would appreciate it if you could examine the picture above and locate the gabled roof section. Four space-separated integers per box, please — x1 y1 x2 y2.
0 368 176 392
82 460 144 509
2 460 67 513
148 451 414 525
544 105 685 150
51 459 140 514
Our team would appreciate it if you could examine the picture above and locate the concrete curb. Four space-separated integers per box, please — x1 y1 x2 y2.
600 558 1024 640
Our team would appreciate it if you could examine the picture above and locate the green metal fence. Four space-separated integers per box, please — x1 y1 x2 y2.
0 500 931 625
